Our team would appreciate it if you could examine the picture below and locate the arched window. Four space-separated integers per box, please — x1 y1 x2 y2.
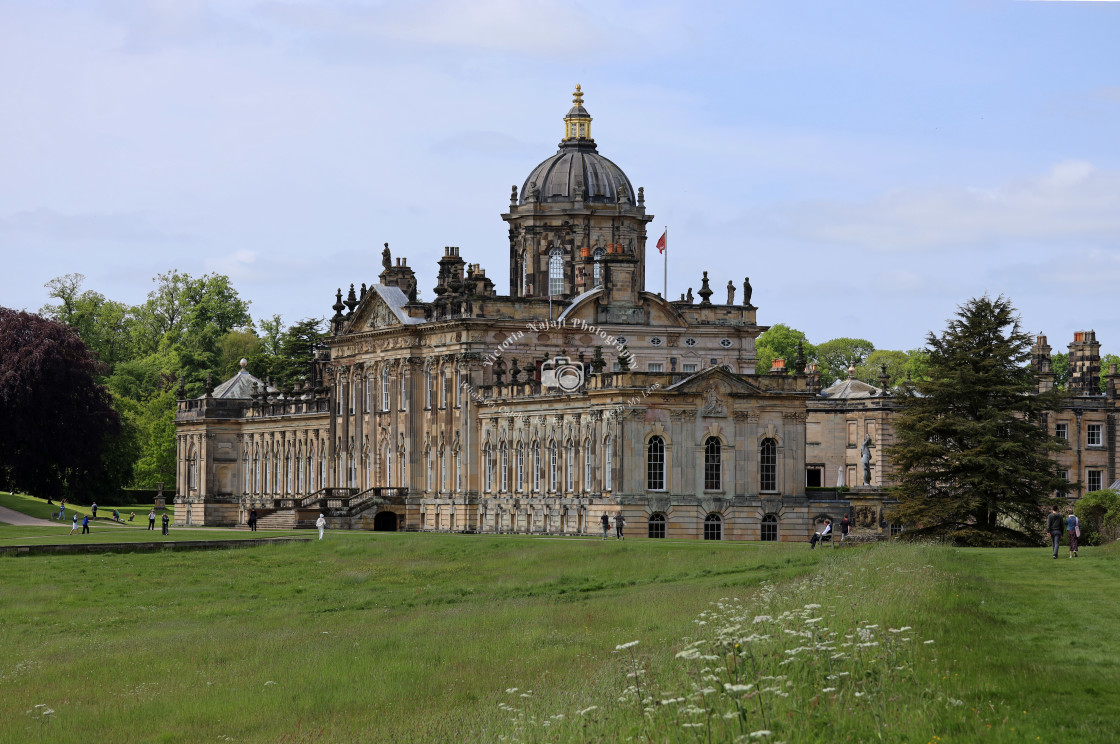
365 375 371 412
760 438 777 492
455 450 461 492
604 437 613 491
566 442 574 492
516 444 524 492
548 247 564 296
398 447 406 485
520 250 528 295
426 448 433 492
425 369 432 409
243 453 251 494
583 439 592 491
383 443 392 485
647 436 665 491
440 448 447 491
499 443 508 492
188 448 198 491
548 442 558 492
592 248 605 285
761 514 779 542
649 512 666 539
381 367 390 411
399 369 406 411
484 445 493 493
704 437 721 490
532 442 541 492
704 513 722 541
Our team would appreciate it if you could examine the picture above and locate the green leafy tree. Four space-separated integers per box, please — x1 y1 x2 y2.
1050 352 1070 390
41 274 138 372
815 337 875 385
886 296 1068 546
855 348 930 388
1100 353 1120 393
755 324 814 374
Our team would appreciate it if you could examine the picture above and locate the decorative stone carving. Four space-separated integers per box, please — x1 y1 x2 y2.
701 386 727 417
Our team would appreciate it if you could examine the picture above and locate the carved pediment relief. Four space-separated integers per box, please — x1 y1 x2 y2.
352 291 403 330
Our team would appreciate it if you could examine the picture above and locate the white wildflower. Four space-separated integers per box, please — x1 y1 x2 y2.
822 687 837 693
750 731 772 738
924 639 935 644
615 640 640 651
724 683 754 693
577 705 598 716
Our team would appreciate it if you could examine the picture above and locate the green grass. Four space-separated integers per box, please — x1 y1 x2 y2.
0 525 1116 743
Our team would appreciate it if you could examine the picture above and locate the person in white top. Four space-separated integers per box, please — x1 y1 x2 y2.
810 519 832 549
316 513 327 540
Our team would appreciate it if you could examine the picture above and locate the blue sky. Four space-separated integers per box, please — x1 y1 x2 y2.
2 0 1119 352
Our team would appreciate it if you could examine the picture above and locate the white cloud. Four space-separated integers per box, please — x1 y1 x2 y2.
784 160 1120 252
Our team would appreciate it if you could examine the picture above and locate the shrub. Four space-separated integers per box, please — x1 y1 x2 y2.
1075 490 1120 546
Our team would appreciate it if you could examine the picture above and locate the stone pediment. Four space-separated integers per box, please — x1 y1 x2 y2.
665 365 767 397
348 285 422 332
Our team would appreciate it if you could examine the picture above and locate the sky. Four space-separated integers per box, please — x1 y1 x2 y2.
2 0 1119 353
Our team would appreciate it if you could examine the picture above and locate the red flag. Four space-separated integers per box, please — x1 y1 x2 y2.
656 230 666 254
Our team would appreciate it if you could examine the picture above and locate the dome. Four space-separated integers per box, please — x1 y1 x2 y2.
519 85 636 206
520 142 636 206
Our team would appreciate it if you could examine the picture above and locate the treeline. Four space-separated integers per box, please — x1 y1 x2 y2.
25 271 325 501
756 323 1119 391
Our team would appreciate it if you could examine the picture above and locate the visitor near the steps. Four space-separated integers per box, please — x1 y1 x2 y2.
162 513 170 535
1047 504 1064 559
148 509 156 530
316 513 327 540
839 516 850 542
1066 511 1080 558
810 520 832 549
81 514 90 534
600 513 610 540
615 514 626 540
249 509 258 532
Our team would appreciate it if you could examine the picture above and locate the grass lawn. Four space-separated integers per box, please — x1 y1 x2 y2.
0 491 174 524
0 531 1116 743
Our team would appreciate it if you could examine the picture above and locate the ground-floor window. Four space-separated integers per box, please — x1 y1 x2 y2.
703 513 722 541
1088 469 1103 492
761 513 778 542
648 512 666 539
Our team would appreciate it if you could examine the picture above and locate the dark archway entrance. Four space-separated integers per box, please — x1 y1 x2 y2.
374 511 398 532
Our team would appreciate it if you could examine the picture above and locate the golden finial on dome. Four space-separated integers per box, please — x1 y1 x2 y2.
572 84 584 107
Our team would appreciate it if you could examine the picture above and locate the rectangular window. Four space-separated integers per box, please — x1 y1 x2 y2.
399 372 406 411
1088 470 1103 492
425 371 432 409
612 362 621 372
806 466 823 488
456 372 463 407
516 447 524 492
1088 424 1102 447
648 362 663 372
682 363 698 373
604 440 613 491
442 375 450 409
1055 422 1068 441
846 420 857 447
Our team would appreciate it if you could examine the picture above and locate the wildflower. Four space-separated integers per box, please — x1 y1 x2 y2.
682 723 705 729
753 615 772 624
924 640 935 645
615 640 640 651
505 687 518 693
822 687 837 693
577 705 598 715
724 683 754 693
264 681 277 686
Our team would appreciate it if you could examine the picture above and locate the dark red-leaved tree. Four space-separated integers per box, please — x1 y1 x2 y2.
0 307 120 502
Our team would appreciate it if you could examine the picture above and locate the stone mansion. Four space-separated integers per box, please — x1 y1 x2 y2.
174 87 1119 540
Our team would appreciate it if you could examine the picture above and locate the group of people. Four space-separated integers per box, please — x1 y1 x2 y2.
1047 504 1081 559
599 513 626 539
60 506 169 536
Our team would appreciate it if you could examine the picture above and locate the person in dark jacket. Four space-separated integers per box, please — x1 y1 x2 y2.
161 513 170 535
1047 504 1064 559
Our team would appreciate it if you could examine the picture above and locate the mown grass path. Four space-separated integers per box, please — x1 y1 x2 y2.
0 534 1116 743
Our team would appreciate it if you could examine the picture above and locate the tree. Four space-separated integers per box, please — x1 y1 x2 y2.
1074 490 1120 545
886 296 1068 546
41 274 138 372
855 348 930 388
0 308 121 501
755 324 814 374
1050 352 1070 390
815 337 875 385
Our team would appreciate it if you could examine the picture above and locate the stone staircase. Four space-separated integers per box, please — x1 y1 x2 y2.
255 510 296 530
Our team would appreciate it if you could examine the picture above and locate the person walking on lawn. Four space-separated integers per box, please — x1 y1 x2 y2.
69 514 79 535
615 514 626 540
91 502 97 518
600 513 610 540
1066 510 1081 558
316 513 327 540
81 514 90 534
161 513 170 536
1047 504 1064 559
56 500 66 521
148 509 156 531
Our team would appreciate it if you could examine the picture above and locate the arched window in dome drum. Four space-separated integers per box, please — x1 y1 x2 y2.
548 248 564 296
521 250 527 295
593 248 605 285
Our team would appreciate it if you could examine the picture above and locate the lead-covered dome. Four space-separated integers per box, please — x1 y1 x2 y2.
519 85 636 206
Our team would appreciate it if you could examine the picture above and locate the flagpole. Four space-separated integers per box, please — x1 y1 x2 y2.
662 226 667 299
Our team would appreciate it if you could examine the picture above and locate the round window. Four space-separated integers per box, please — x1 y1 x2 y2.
719 338 733 348
649 337 663 346
684 338 697 347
